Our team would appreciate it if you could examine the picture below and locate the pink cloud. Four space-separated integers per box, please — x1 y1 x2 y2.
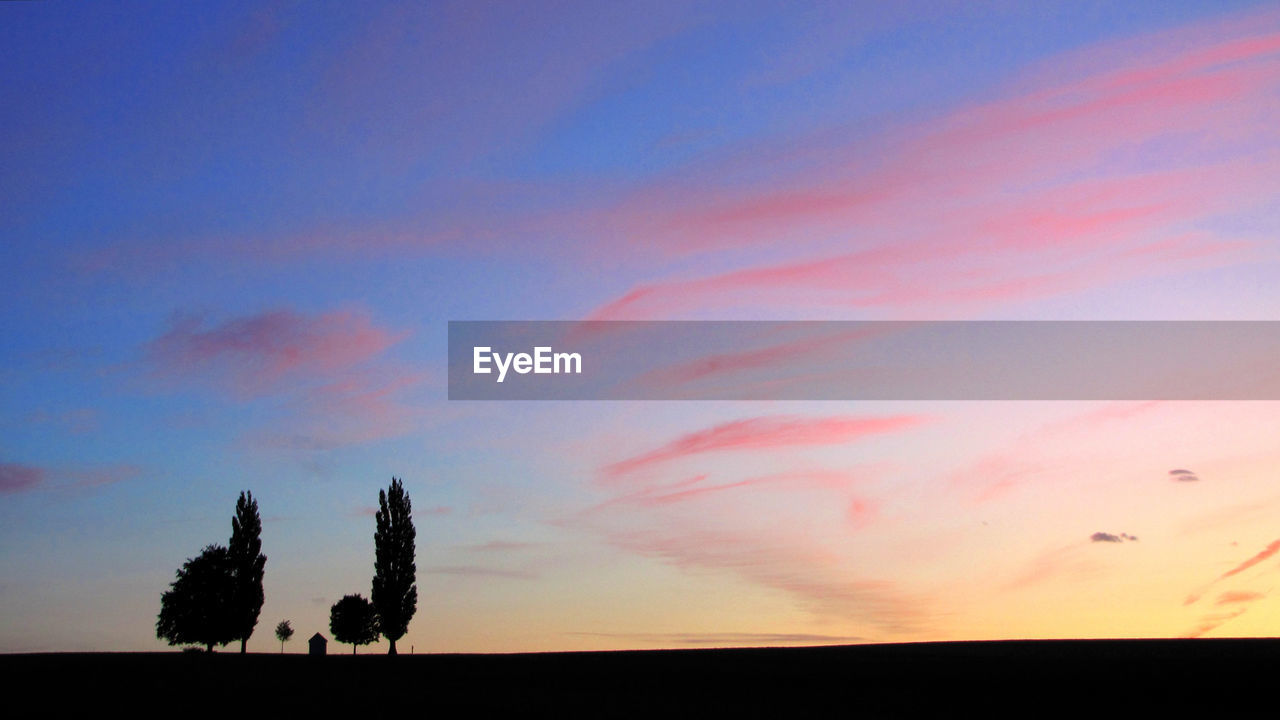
846 498 876 530
585 10 1280 319
0 463 45 494
628 326 887 392
1182 607 1250 639
145 307 432 452
1215 590 1265 606
0 462 141 495
949 401 1165 501
1218 539 1280 580
146 308 405 398
1184 539 1280 606
576 422 919 634
606 527 927 634
600 415 927 480
593 469 866 511
255 369 430 451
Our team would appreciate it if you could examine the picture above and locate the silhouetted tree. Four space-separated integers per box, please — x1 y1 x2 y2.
329 594 379 654
275 620 294 653
157 545 237 652
372 477 417 655
229 490 267 654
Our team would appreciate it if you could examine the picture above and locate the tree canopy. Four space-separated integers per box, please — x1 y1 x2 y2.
275 620 294 653
372 477 417 654
329 594 379 654
229 490 266 654
156 544 238 652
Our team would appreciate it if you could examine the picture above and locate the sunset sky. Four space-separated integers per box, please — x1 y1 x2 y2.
3 0 1280 653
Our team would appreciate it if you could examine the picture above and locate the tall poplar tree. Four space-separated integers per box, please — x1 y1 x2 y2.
372 477 417 655
229 490 266 654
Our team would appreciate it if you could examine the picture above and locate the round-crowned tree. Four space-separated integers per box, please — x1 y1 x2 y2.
157 545 238 652
329 594 379 655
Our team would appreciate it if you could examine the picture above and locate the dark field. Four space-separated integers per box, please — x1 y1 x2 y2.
5 639 1273 715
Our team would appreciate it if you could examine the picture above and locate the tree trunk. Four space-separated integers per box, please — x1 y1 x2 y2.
389 638 397 655
240 637 247 654
206 643 214 653
353 644 357 655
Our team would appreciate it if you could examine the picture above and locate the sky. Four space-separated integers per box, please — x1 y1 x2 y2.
2 0 1279 653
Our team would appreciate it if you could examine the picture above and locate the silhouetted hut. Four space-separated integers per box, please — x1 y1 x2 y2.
309 632 327 656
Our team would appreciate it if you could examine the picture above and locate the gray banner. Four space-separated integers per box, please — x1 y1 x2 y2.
447 321 1280 400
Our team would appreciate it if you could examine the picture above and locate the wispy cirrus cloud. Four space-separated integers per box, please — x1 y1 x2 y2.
254 368 431 451
424 566 538 580
1216 539 1280 581
587 9 1280 319
144 307 435 451
1215 590 1264 606
0 463 45 495
949 402 1165 502
600 414 926 480
1182 607 1251 639
1182 584 1266 638
574 413 930 636
607 527 928 634
0 461 140 495
1183 538 1280 605
589 469 869 513
145 308 405 399
626 326 886 394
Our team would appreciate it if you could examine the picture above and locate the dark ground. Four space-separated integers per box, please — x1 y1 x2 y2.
4 638 1274 715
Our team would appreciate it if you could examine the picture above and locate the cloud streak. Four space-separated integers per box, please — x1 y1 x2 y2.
0 463 45 495
0 462 141 496
591 469 867 511
600 415 926 480
1217 539 1280 580
587 10 1280 319
1182 607 1250 639
424 566 538 580
1215 590 1264 606
146 308 404 399
1183 539 1280 605
606 527 927 634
